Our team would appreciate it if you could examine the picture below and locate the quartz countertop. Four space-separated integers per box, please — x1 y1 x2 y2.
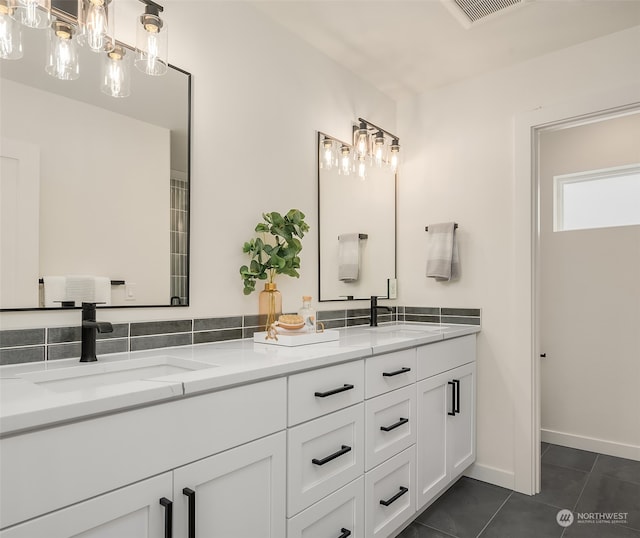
0 323 480 436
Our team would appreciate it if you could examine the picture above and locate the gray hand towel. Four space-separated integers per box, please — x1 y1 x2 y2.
426 222 460 281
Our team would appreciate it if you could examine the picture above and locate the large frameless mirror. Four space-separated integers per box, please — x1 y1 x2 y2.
0 11 190 311
317 127 397 302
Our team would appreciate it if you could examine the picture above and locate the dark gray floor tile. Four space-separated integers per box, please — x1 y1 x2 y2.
415 478 511 538
396 522 457 538
575 474 640 530
542 445 598 472
524 463 588 510
592 455 640 486
479 494 563 538
564 520 640 537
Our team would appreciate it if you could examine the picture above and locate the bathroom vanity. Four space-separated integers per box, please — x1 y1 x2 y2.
0 324 478 538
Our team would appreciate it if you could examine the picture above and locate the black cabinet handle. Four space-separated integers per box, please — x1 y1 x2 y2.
454 379 460 414
380 417 409 432
382 367 411 377
338 529 352 538
380 486 409 506
448 381 456 416
159 497 172 538
182 488 195 538
315 384 354 398
312 445 352 465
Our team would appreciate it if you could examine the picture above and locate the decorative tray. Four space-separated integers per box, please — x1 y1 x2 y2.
253 329 339 346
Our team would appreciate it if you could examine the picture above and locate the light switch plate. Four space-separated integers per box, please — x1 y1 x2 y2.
388 278 397 299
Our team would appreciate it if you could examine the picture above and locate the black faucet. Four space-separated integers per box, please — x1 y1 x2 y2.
370 296 393 327
80 302 113 362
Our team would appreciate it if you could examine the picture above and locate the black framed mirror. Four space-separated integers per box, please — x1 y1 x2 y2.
0 18 191 311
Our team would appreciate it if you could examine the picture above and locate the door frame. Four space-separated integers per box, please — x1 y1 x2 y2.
512 84 640 494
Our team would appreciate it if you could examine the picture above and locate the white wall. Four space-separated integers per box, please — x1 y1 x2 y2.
1 79 170 307
539 113 640 459
396 26 640 490
0 1 395 328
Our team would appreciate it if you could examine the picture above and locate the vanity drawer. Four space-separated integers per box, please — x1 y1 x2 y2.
288 404 364 516
417 335 476 380
365 348 416 399
365 385 416 471
288 360 364 426
287 477 364 538
365 445 416 538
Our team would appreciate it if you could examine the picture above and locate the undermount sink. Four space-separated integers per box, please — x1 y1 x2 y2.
19 356 216 393
366 324 449 333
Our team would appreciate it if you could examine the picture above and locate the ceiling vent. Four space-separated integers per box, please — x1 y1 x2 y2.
441 0 526 28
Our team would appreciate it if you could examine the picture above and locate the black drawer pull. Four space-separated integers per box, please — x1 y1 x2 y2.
314 384 354 398
382 367 411 377
182 488 195 538
159 497 173 538
380 417 409 432
380 486 409 506
447 381 456 416
312 445 352 466
454 379 460 413
338 528 352 538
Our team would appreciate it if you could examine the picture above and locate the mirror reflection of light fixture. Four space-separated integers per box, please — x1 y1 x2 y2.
0 0 23 59
45 19 79 80
78 0 114 53
135 0 167 76
339 144 353 176
101 44 129 97
320 136 336 170
389 138 401 172
373 130 386 167
354 120 369 160
10 0 50 29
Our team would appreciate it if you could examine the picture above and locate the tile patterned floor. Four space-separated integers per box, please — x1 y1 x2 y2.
398 444 640 538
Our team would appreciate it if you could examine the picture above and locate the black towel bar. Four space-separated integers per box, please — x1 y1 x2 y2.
39 279 125 285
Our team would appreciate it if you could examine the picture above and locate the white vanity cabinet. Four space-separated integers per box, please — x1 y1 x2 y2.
0 378 287 537
416 336 476 511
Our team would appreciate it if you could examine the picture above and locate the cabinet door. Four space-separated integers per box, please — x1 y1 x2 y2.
448 362 476 477
173 431 286 538
0 473 172 538
416 371 450 510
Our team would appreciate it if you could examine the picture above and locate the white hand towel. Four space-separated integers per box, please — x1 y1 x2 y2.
426 222 460 281
43 276 66 307
65 276 112 306
338 233 360 282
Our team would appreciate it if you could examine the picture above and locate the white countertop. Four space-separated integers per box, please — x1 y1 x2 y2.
0 323 480 436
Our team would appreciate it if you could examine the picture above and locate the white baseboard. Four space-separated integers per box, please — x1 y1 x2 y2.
541 429 640 461
463 462 515 490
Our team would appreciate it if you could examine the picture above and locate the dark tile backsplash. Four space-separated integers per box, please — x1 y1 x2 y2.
0 305 480 365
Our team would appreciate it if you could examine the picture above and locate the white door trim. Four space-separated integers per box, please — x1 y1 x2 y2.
513 83 640 495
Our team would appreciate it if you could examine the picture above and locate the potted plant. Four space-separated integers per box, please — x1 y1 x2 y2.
240 209 310 329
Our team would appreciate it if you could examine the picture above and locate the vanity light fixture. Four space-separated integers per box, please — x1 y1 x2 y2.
0 0 23 59
354 120 369 160
389 138 401 172
352 118 401 177
9 0 50 29
373 130 386 167
339 144 353 176
320 136 336 170
135 0 167 76
101 43 129 97
78 0 114 53
45 19 79 80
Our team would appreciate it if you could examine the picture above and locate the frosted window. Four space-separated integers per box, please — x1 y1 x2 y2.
554 164 640 231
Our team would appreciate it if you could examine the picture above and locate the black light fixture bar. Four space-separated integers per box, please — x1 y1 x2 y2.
357 117 400 142
138 0 164 12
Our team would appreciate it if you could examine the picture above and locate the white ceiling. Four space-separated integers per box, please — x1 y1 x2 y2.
251 0 640 101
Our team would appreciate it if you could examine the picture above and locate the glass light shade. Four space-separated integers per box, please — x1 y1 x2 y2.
10 0 50 29
320 137 336 170
135 5 167 76
339 144 353 176
101 45 130 98
45 20 79 81
389 139 401 172
373 131 386 167
78 0 114 53
0 3 23 59
357 155 367 180
354 121 369 159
